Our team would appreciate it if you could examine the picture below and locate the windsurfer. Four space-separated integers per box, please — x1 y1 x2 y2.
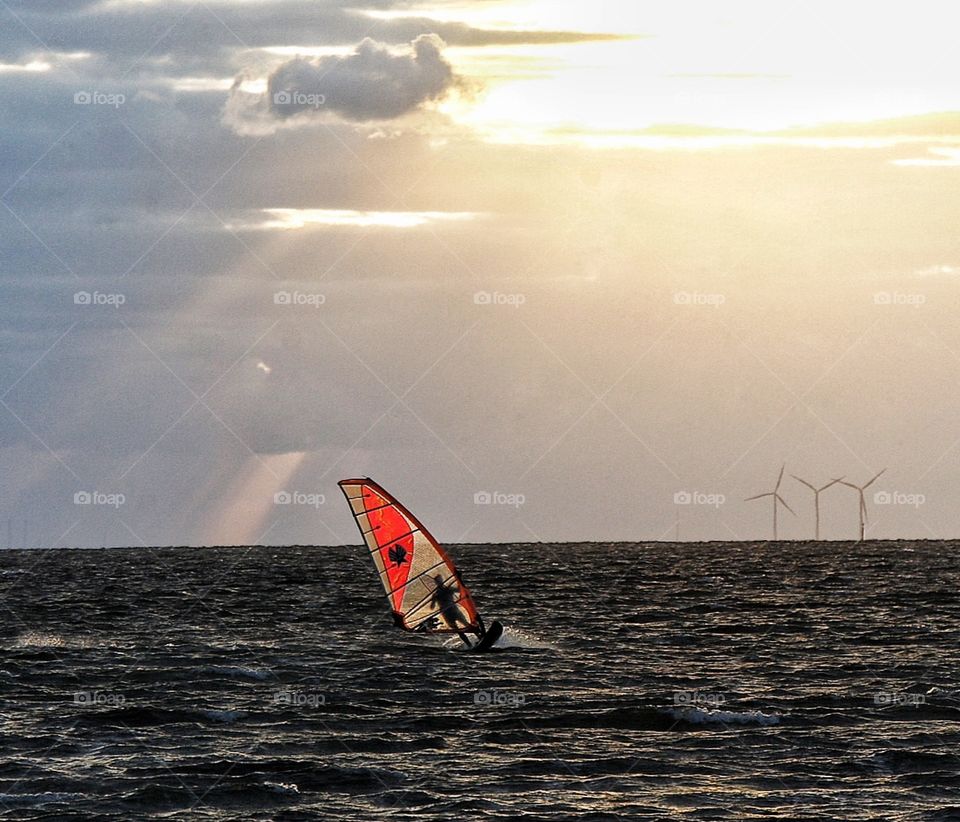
430 574 474 645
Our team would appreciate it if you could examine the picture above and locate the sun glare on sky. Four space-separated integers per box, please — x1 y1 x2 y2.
400 0 960 144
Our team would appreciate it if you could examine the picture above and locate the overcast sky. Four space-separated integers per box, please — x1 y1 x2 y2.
2 0 960 548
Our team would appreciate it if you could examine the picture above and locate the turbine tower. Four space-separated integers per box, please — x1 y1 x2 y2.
791 475 844 540
839 469 886 542
746 465 795 540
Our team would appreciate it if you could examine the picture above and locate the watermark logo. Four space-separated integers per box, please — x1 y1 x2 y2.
474 491 526 508
273 90 326 109
673 690 726 708
474 689 525 707
273 689 326 708
673 490 725 509
74 491 125 508
274 290 325 308
673 291 725 308
874 692 925 707
473 291 526 308
74 690 126 706
74 90 125 108
874 490 925 508
274 490 325 509
874 291 925 308
74 290 125 308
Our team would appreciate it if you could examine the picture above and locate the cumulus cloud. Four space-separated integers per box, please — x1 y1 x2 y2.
223 34 465 134
267 34 457 123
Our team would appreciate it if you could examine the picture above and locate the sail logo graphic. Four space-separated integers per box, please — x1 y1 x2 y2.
274 490 325 508
388 545 409 566
474 491 525 508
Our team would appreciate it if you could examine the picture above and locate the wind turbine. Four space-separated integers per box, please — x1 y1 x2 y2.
839 469 886 542
791 475 844 540
746 465 795 540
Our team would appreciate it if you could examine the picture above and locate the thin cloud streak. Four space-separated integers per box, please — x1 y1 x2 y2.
229 208 485 230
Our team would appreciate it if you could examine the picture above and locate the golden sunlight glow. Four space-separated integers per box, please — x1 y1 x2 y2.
260 46 354 58
202 451 306 545
892 147 960 167
0 61 51 74
238 208 483 230
173 76 235 92
424 0 960 145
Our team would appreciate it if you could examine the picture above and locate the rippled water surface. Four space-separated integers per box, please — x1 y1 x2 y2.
2 542 959 819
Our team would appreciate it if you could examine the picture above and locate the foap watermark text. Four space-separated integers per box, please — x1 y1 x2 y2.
274 491 325 509
74 491 125 508
474 491 526 508
473 291 526 308
673 491 725 509
474 689 525 707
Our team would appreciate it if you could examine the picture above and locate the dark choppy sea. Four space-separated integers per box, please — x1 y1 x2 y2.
1 541 959 820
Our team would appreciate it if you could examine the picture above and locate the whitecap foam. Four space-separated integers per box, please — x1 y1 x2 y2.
11 631 114 650
14 631 67 648
264 781 300 796
664 707 781 726
441 625 558 652
495 626 559 652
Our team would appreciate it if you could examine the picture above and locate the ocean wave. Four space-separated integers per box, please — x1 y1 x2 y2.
663 707 782 726
12 631 69 648
0 792 84 807
9 631 117 650
441 625 558 652
201 665 273 681
2 541 956 819
263 780 300 796
202 709 247 723
75 706 247 727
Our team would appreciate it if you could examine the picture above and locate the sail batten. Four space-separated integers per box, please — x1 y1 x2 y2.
338 478 480 634
381 559 448 596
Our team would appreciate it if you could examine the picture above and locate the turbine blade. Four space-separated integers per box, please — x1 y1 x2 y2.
775 464 785 491
838 481 858 490
776 494 796 516
745 493 774 502
791 475 816 491
820 477 844 491
863 468 886 489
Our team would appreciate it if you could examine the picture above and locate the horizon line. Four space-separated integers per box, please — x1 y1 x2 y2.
1 537 951 552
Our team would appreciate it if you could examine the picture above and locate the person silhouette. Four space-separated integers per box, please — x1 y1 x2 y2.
429 574 472 645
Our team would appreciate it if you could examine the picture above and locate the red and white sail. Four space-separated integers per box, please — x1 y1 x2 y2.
338 478 480 634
